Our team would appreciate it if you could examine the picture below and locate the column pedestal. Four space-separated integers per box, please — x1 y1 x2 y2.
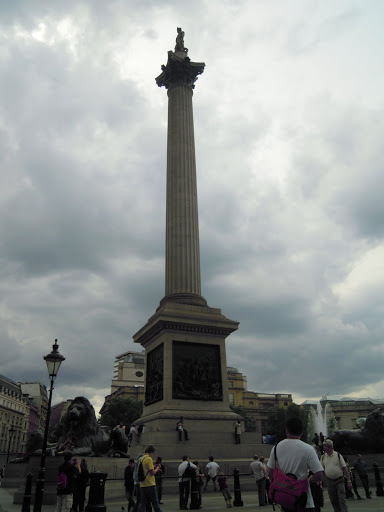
133 301 239 437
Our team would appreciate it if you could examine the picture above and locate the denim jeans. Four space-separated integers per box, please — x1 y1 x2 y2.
138 485 162 512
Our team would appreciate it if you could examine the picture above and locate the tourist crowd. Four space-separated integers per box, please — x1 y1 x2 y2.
52 418 374 512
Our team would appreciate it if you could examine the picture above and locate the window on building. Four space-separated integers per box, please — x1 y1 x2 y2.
284 402 288 406
229 393 235 405
228 381 234 388
249 401 254 405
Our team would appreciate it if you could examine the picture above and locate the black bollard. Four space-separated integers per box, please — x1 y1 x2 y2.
373 463 384 497
22 472 33 512
233 467 243 507
85 471 108 512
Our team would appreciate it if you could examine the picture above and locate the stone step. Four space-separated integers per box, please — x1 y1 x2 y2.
126 442 272 461
139 431 263 444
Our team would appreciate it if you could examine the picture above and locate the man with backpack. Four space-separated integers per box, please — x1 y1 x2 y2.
138 445 162 512
267 417 323 511
178 455 197 510
321 439 352 512
55 451 80 512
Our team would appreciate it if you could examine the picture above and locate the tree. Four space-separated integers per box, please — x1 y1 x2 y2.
98 398 143 429
230 405 257 432
327 416 337 438
265 403 309 442
286 403 309 441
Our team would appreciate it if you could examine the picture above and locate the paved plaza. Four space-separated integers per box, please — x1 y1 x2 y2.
1 486 384 512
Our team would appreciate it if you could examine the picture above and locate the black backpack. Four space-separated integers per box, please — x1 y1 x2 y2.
183 462 196 479
138 457 149 482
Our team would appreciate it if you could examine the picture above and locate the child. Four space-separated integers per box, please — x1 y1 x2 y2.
217 468 232 508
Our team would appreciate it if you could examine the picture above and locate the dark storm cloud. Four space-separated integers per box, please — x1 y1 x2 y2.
227 323 384 398
0 28 166 280
196 90 384 400
0 1 383 411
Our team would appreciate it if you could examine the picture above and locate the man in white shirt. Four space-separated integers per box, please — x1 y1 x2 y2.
204 456 219 492
250 455 267 506
321 439 351 512
178 456 197 510
267 418 323 511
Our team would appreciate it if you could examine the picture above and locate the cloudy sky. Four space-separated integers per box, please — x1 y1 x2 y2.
1 0 383 415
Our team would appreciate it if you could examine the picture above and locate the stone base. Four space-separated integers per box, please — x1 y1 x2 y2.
137 432 271 461
133 301 239 431
139 410 240 432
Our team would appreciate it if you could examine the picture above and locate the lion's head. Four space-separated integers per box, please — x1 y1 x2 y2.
57 396 108 455
364 408 384 436
64 396 99 437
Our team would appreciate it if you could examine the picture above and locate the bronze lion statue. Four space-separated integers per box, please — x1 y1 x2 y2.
56 397 109 456
330 408 384 453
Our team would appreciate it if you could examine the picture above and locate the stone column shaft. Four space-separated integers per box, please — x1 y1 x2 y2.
166 84 201 297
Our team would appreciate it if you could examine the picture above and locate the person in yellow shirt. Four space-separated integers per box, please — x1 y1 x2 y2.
138 446 162 512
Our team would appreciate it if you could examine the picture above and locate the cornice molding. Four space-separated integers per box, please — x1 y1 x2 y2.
136 318 235 347
156 51 205 90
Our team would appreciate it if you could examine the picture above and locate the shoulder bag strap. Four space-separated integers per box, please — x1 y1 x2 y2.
142 455 150 478
337 452 345 474
274 442 279 469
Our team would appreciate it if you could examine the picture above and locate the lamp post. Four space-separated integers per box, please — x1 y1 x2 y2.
6 425 16 463
33 339 65 512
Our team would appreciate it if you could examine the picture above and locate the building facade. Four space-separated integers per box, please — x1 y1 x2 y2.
19 382 48 433
227 367 292 434
0 375 30 456
50 400 71 429
100 351 145 414
0 376 50 460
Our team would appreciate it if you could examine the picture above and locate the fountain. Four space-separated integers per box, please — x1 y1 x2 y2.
307 401 338 442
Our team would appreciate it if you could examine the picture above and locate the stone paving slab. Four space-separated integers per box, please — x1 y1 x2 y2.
1 487 384 512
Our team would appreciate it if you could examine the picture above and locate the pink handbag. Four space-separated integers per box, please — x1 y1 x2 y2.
268 444 308 512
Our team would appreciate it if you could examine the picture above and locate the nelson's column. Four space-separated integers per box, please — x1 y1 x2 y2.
134 28 239 446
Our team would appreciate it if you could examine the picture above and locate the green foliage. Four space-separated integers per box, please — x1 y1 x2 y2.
230 405 257 432
98 398 143 429
265 406 287 441
327 416 337 437
265 403 309 442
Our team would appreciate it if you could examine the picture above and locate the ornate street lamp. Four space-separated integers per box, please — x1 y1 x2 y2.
6 425 16 463
33 339 65 512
